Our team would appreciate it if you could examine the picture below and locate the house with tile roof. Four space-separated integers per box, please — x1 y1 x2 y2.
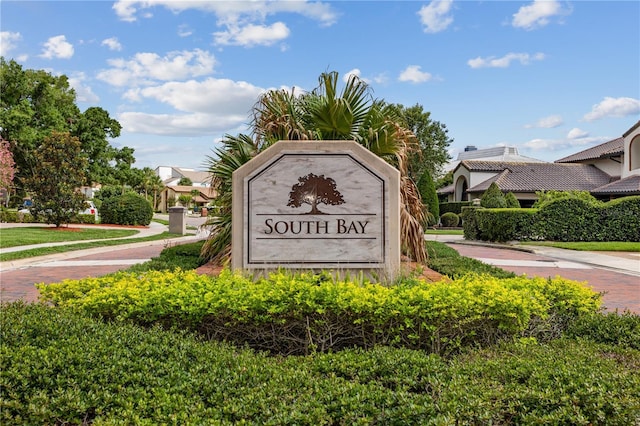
154 166 216 213
440 120 640 207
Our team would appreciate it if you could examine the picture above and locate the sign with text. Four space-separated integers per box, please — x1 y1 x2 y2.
232 141 400 277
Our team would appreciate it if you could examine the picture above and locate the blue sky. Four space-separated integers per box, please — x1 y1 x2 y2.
2 0 639 173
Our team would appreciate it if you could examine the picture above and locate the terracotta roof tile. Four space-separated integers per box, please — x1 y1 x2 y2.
466 162 612 193
554 137 624 163
591 175 640 195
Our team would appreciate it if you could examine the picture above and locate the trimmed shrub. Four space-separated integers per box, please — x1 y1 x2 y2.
440 211 460 227
2 303 639 425
480 182 507 208
566 310 640 349
505 191 520 208
475 208 537 242
439 201 472 215
601 196 640 242
417 171 439 226
99 193 153 226
534 198 601 241
37 269 601 356
426 241 516 279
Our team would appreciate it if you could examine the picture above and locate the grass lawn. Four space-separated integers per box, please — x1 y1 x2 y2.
0 232 182 262
0 227 139 249
521 241 640 252
425 229 464 235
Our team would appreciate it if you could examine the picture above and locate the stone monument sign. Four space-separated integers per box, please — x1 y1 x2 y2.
232 141 400 278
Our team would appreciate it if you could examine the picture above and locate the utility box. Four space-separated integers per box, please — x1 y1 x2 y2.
168 206 186 235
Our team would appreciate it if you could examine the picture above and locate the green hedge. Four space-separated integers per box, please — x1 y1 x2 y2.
99 193 153 226
463 196 640 242
2 303 639 424
439 201 472 215
0 210 95 224
37 269 601 356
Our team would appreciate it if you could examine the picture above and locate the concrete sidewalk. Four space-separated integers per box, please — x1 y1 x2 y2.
425 234 640 277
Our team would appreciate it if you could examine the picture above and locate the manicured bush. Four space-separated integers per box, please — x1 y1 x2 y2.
127 241 206 272
439 201 472 215
37 269 600 356
426 240 516 279
99 193 153 226
601 196 640 242
534 197 601 242
2 303 639 425
463 196 640 243
474 208 537 242
480 182 508 208
566 310 640 349
440 211 459 227
505 191 520 208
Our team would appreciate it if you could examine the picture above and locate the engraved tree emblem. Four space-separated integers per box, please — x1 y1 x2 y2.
287 173 345 214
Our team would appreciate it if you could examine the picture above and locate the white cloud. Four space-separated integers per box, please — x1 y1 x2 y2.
398 65 433 83
567 128 588 139
178 24 193 37
40 35 74 59
583 97 640 122
101 37 122 51
523 136 609 152
112 0 337 48
117 77 265 136
524 115 563 129
68 72 100 103
214 22 290 47
417 0 454 34
0 31 21 56
468 52 544 69
113 0 337 25
96 49 216 87
512 0 568 30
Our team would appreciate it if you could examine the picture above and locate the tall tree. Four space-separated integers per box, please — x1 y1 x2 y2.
203 71 429 264
71 106 122 185
0 58 131 192
0 138 16 207
391 103 453 181
23 131 88 227
0 58 79 192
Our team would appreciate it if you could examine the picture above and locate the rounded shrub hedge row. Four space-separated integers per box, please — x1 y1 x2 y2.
463 195 640 242
2 303 639 424
37 269 601 356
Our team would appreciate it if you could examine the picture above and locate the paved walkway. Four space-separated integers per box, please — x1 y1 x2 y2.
1 226 638 314
426 235 640 314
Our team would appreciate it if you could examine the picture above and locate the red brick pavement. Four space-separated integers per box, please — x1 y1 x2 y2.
0 245 167 304
448 243 640 314
2 241 638 315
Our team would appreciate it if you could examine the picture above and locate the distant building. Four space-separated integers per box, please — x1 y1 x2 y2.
155 166 216 213
155 166 211 187
438 121 640 207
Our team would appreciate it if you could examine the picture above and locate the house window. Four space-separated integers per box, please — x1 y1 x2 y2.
631 135 640 171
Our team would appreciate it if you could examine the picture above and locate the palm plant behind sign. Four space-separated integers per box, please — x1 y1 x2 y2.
202 71 426 265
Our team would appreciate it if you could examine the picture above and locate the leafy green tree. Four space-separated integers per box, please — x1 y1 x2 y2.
480 182 508 208
136 167 164 210
532 190 600 208
0 58 131 192
178 177 193 186
23 131 88 227
391 103 453 180
203 71 429 264
72 106 122 184
417 170 439 226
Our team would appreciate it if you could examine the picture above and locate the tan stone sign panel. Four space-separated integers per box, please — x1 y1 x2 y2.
232 141 400 277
